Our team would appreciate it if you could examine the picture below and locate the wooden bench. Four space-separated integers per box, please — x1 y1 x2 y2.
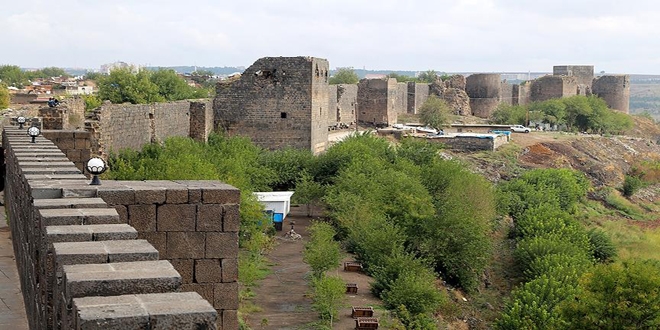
346 283 358 294
344 261 363 272
355 317 379 329
351 306 374 318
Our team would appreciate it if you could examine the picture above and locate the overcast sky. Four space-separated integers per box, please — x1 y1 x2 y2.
2 0 659 74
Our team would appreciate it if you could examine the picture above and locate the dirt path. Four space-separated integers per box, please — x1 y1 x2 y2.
246 206 386 329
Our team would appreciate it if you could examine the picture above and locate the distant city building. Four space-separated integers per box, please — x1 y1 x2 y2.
100 61 141 74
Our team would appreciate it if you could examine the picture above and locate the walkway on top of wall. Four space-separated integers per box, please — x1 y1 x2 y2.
0 202 28 330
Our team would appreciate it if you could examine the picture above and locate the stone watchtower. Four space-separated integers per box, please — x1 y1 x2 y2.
357 78 398 127
592 75 630 113
465 74 502 118
214 56 329 154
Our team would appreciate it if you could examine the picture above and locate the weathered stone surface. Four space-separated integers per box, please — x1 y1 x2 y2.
157 204 196 231
213 282 239 310
170 259 194 284
205 232 238 259
195 259 222 283
221 258 238 283
223 204 240 232
128 204 157 232
197 204 223 232
167 232 205 259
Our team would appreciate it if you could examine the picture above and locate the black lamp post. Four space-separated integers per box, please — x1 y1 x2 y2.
17 116 26 129
27 126 40 143
86 157 107 185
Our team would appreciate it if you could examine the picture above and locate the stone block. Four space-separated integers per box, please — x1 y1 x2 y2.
63 260 181 300
82 208 122 225
74 138 91 149
34 197 107 209
97 188 135 205
213 282 239 310
221 258 238 283
141 292 217 330
167 232 205 259
197 204 223 231
157 204 196 232
170 259 194 284
189 188 202 203
74 295 149 330
223 204 240 232
138 232 167 256
201 185 240 204
134 187 166 204
104 239 159 262
114 205 128 224
195 259 222 283
205 232 238 259
128 204 157 232
65 149 81 162
166 188 188 204
180 283 214 307
223 310 239 330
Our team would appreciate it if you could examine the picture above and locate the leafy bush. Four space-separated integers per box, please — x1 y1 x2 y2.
381 270 446 316
560 260 660 329
418 95 452 130
514 236 591 278
587 228 617 263
303 221 342 279
622 174 644 197
496 275 579 330
311 275 346 327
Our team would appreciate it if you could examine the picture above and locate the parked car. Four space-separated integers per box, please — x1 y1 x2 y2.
510 125 531 133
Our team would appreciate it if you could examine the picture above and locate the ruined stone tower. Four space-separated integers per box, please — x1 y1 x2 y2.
357 78 398 127
592 75 630 113
530 75 578 102
465 74 501 118
214 56 329 154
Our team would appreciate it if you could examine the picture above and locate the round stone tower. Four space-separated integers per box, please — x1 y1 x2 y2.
592 75 630 113
465 74 502 118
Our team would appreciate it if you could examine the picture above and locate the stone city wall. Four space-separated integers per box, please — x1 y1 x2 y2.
189 100 215 142
530 75 578 102
357 78 397 127
327 84 338 125
407 82 429 114
85 100 194 157
336 84 357 126
395 82 408 114
41 130 93 173
214 56 329 154
3 127 228 329
466 74 502 118
40 97 85 131
553 65 594 86
592 75 630 113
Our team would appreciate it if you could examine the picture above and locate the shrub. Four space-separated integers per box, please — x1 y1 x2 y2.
622 174 644 197
303 221 342 279
381 270 445 316
311 275 346 327
587 228 617 263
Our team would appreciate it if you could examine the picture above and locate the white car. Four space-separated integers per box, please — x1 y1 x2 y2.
510 125 531 133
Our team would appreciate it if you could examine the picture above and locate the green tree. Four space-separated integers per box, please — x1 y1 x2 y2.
293 171 325 217
491 104 528 125
311 275 346 328
303 221 342 279
328 67 359 85
418 95 452 130
97 68 164 104
150 68 195 101
0 83 10 109
0 65 28 88
82 94 102 111
382 270 445 316
560 260 660 329
387 73 417 83
28 67 68 79
84 71 102 81
417 70 438 83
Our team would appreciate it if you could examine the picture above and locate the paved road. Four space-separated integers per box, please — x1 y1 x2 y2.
0 207 29 330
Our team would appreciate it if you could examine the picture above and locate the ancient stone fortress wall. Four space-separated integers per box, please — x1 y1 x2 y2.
214 56 330 154
3 126 239 329
395 82 408 114
40 97 86 131
336 84 357 125
553 65 594 87
593 75 630 114
407 82 429 114
84 100 192 157
41 130 93 173
530 75 578 102
466 74 502 118
189 100 215 142
327 84 357 127
357 78 398 126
